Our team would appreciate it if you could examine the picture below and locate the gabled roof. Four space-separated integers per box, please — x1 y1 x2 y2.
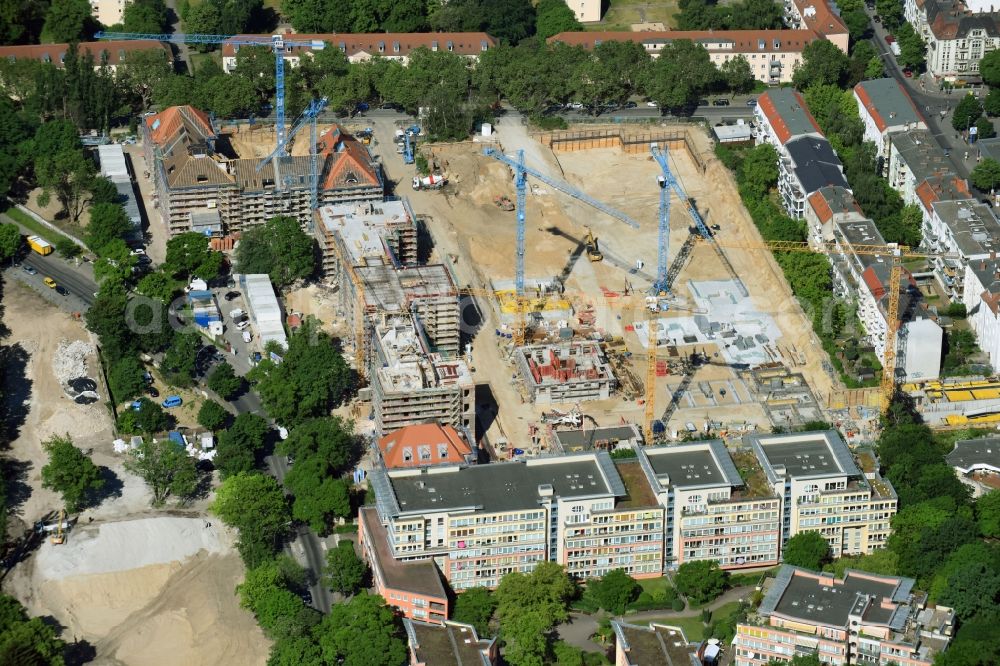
789 0 850 39
221 31 496 59
915 174 970 214
854 78 925 133
0 40 170 67
145 105 215 147
757 88 822 145
378 422 474 469
807 186 861 224
547 29 818 54
317 125 381 191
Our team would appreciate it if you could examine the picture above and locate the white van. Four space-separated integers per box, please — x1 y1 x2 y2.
242 330 252 343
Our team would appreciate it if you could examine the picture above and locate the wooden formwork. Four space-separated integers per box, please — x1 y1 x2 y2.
532 128 706 173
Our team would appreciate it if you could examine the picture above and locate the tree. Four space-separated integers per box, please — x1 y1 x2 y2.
237 562 308 638
161 332 201 386
938 559 1000 620
197 399 230 430
251 319 352 426
43 0 96 43
108 355 147 401
782 532 831 570
86 203 132 252
285 464 351 533
896 22 926 71
792 39 849 88
215 412 269 478
982 49 1000 87
674 560 727 605
212 472 291 567
41 434 104 512
136 270 182 302
977 116 997 140
89 176 119 205
118 47 172 111
495 561 575 665
0 223 19 263
324 540 368 595
125 437 199 506
452 588 496 637
588 568 640 614
535 0 581 39
164 231 224 280
278 416 358 477
317 594 406 666
93 239 138 285
971 158 1000 192
953 92 983 132
644 39 719 109
864 56 885 80
985 88 1000 117
121 0 170 33
133 396 171 432
875 0 903 29
183 0 222 38
721 55 755 95
887 499 977 581
0 594 66 665
739 143 779 199
236 216 316 287
208 361 243 399
977 490 1000 538
36 147 96 224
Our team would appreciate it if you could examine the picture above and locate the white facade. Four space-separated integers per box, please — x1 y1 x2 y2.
964 261 1000 370
901 318 944 381
91 0 130 26
237 273 287 351
568 0 602 22
906 0 1000 78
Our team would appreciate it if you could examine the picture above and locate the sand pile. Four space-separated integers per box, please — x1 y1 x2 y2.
52 339 93 385
36 517 228 580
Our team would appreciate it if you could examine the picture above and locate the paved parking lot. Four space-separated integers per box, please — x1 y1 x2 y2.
208 286 262 376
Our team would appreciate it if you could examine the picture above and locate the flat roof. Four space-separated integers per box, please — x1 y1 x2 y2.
612 621 694 666
763 566 912 629
713 124 752 141
855 78 924 132
554 424 642 451
640 440 742 490
97 144 129 179
379 452 624 515
405 619 493 666
891 129 955 184
239 273 287 349
835 219 886 249
317 199 411 265
946 436 1000 472
931 199 1000 258
749 430 860 481
358 264 457 314
613 460 659 509
359 507 447 599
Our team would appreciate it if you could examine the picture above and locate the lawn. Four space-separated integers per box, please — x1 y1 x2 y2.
643 601 741 641
637 576 672 596
589 0 681 31
2 206 77 249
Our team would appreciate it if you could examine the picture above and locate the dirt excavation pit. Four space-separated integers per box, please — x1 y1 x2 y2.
18 517 270 665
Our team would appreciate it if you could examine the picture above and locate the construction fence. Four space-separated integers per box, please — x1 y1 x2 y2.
530 128 706 173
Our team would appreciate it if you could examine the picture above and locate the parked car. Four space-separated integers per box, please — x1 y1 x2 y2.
229 309 245 320
698 99 709 107
903 68 913 77
22 264 37 275
236 319 250 330
130 248 146 256
746 98 758 107
300 590 313 605
43 277 57 288
55 285 68 296
242 330 252 343
162 395 183 409
624 101 637 108
713 99 730 106
568 102 584 110
646 101 659 107
146 386 159 398
224 291 240 301
131 400 143 411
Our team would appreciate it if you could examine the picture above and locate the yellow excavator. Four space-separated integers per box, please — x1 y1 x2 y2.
50 509 66 545
584 226 603 262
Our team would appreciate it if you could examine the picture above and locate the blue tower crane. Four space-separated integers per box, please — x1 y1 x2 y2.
482 146 640 298
650 143 712 295
403 132 414 165
95 31 326 158
255 97 328 210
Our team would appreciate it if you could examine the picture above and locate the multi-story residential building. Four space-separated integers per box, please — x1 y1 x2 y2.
748 431 897 555
377 422 477 469
886 129 958 208
90 0 129 26
636 441 782 570
927 198 1000 299
612 621 697 666
804 186 866 244
369 315 474 436
779 135 849 219
853 79 926 161
906 0 1000 79
962 256 1000 368
221 31 497 73
358 507 449 622
403 618 498 666
783 0 851 52
0 40 170 74
945 435 1000 496
734 565 955 666
141 106 383 237
365 451 664 595
314 199 418 277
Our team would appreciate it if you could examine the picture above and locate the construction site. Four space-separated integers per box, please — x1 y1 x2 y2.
338 114 847 455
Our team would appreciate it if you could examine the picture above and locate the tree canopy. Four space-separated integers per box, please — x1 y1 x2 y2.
675 560 727 605
125 437 199 506
212 472 291 567
792 40 849 89
317 594 407 666
324 541 368 595
164 231 224 281
208 361 243 400
782 532 831 571
215 412 270 478
587 568 640 614
494 561 575 665
452 587 496 637
41 434 105 513
235 216 316 287
971 158 1000 192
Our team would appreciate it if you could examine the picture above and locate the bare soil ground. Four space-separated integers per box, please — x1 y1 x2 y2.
370 118 836 443
1 282 269 665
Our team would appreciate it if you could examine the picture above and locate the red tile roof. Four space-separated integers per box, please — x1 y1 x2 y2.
221 31 495 59
757 90 821 145
853 80 924 133
0 40 170 67
316 125 381 191
378 422 474 469
915 176 971 214
145 105 215 147
790 0 849 39
548 29 818 54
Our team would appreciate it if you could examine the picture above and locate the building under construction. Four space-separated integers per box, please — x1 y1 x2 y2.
314 199 418 277
370 315 474 436
515 343 617 404
141 106 383 237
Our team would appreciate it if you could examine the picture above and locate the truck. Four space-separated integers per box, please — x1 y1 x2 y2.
890 41 901 56
412 174 447 190
27 235 53 256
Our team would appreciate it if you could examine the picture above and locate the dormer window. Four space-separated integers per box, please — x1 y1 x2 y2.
773 39 780 49
393 41 400 53
758 39 765 50
481 40 488 51
447 40 454 51
438 443 449 459
402 447 413 462
378 41 385 53
418 445 431 461
119 49 126 61
338 41 346 52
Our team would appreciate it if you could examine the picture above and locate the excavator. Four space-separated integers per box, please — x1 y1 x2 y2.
50 509 66 545
583 226 603 262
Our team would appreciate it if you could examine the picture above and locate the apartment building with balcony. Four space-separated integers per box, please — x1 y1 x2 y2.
905 0 1000 79
753 88 823 149
853 78 926 162
365 451 664 596
734 565 955 666
141 106 382 237
403 618 498 666
886 129 959 210
748 431 897 556
804 186 866 244
612 621 697 666
635 441 781 571
962 257 1000 369
221 31 497 73
780 136 849 219
927 198 1000 299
